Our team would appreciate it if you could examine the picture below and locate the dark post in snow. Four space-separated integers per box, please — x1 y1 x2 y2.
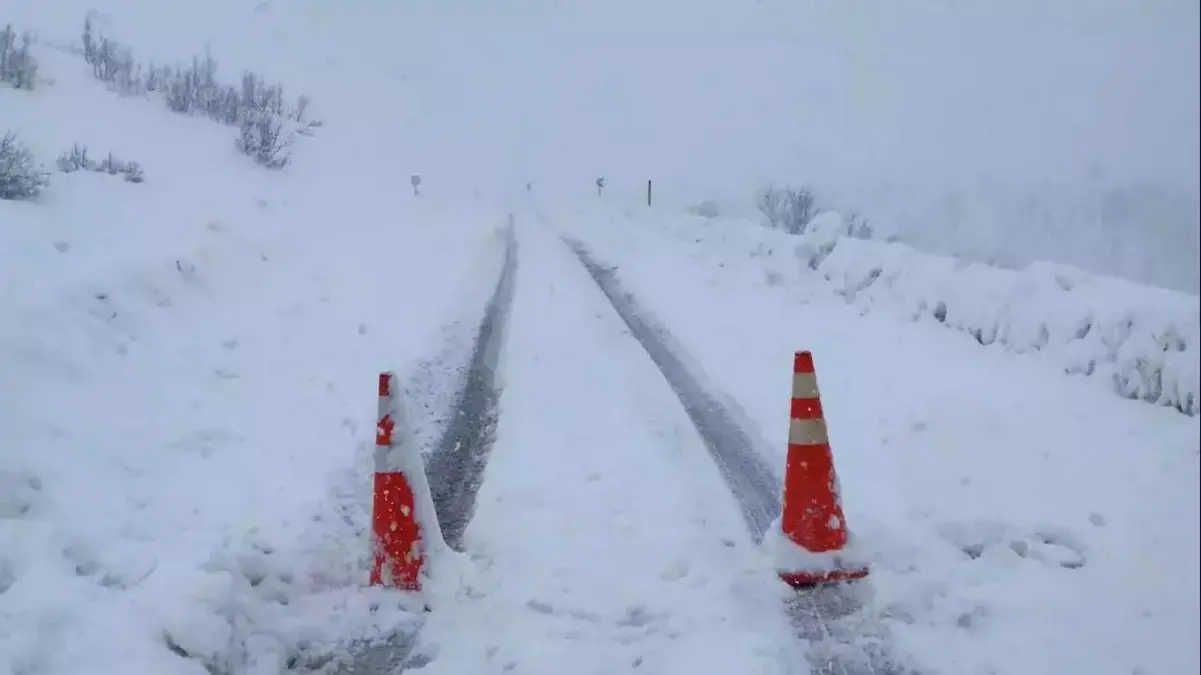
411 174 421 197
647 179 652 207
596 176 605 197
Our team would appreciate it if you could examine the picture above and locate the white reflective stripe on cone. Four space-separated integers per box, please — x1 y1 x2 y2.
788 417 829 445
791 371 820 399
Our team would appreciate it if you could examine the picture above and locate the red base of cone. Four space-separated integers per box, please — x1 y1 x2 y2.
779 566 869 588
370 471 423 590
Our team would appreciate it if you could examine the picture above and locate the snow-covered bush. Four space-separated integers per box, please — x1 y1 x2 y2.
57 144 145 183
757 184 818 234
121 161 145 183
236 115 291 169
79 16 319 168
755 184 876 244
0 132 50 200
83 25 137 93
0 24 38 90
96 151 143 183
668 207 1197 415
807 231 1201 416
55 143 94 172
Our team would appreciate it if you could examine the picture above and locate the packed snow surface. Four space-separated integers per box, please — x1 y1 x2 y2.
413 221 803 674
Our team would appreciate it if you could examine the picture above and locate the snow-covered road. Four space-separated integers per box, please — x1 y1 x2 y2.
564 235 911 675
552 207 1200 675
413 218 804 675
4 2 1196 673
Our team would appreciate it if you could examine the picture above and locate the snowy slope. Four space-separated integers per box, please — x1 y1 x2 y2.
554 206 1201 675
1 33 507 675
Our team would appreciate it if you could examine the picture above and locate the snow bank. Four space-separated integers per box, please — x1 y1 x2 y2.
571 206 1199 417
808 226 1200 416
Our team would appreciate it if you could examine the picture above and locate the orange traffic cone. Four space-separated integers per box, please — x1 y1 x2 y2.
370 371 424 590
777 351 868 588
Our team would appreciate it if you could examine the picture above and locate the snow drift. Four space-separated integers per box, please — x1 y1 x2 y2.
806 217 1200 417
564 207 1200 417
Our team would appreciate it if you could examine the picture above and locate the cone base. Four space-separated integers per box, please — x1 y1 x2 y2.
369 471 423 591
779 566 869 588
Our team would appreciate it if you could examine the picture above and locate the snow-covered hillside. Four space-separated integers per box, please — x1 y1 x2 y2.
2 1 1198 675
0 17 509 674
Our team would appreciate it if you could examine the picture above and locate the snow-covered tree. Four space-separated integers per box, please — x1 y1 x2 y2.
0 132 50 199
0 26 38 90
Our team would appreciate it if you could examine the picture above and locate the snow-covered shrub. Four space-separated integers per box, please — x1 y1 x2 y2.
96 151 140 182
810 233 1201 416
0 132 50 200
757 184 818 235
79 16 319 168
83 18 311 125
236 115 291 170
122 161 145 183
56 144 145 183
0 24 38 90
56 143 95 172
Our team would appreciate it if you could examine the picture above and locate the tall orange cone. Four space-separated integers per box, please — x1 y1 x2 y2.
370 371 424 590
778 351 868 588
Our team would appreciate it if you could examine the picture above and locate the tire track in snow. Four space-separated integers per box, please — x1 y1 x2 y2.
561 236 781 540
409 219 802 675
424 217 518 550
336 219 516 675
562 236 915 675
